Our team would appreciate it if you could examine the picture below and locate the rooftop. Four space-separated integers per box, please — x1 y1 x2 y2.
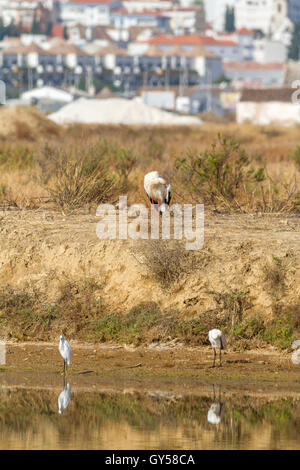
224 61 285 70
144 34 237 46
240 88 293 102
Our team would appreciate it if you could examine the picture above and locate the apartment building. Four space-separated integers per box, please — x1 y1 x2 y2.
59 0 121 27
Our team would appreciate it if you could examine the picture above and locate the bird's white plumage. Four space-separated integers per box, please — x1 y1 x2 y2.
59 335 71 365
144 171 171 212
208 329 226 350
58 383 71 414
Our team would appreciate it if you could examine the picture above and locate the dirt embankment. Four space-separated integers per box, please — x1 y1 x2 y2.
0 209 299 344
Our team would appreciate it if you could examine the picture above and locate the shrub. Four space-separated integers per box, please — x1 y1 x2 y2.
262 255 287 298
133 240 200 289
233 315 265 339
176 133 265 211
45 144 120 211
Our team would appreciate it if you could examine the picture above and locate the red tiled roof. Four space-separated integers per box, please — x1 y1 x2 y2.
235 27 254 35
68 0 112 4
144 34 237 46
223 61 285 70
51 24 65 38
113 8 165 16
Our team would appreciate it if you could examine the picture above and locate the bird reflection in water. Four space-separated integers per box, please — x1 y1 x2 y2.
291 340 300 365
0 341 5 365
207 384 225 425
58 377 71 415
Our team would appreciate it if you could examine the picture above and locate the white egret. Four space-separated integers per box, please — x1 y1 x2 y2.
144 171 171 217
59 335 71 375
58 381 71 414
208 329 226 368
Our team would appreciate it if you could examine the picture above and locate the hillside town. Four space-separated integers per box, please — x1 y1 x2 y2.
0 0 300 123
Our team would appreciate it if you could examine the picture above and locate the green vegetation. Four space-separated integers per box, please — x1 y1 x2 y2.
176 134 265 211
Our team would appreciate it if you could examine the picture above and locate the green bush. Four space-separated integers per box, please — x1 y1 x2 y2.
176 133 265 210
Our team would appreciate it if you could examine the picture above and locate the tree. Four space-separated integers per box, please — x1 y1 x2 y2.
289 23 300 60
0 18 5 40
63 25 69 40
225 6 235 32
31 11 40 34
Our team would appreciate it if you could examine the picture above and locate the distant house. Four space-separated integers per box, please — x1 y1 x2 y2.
253 39 287 64
236 88 299 125
132 34 241 62
121 0 173 13
21 86 73 103
137 44 223 84
223 62 286 88
47 40 94 70
93 44 132 71
138 85 225 115
110 8 170 30
0 43 50 69
59 0 122 27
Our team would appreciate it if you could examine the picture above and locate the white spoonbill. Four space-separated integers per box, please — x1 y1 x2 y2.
144 171 171 216
59 335 71 375
208 329 226 368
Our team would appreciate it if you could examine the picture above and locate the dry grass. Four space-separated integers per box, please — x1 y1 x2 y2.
0 109 299 213
132 240 200 289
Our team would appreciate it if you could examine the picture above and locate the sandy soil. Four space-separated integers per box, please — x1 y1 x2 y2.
0 208 299 318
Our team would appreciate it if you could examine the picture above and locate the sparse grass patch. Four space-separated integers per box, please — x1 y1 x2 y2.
133 240 201 289
263 315 294 350
233 315 265 339
262 255 288 298
208 287 251 329
47 146 119 212
87 302 162 344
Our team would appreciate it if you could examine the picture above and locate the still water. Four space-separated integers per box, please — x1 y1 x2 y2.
0 378 299 450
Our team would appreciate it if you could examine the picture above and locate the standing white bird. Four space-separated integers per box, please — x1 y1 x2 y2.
59 335 71 375
58 381 71 414
144 171 171 217
208 329 226 368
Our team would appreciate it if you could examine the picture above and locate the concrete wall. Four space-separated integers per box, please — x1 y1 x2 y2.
237 100 300 125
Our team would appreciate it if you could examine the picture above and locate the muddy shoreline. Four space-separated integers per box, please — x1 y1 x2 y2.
0 341 299 396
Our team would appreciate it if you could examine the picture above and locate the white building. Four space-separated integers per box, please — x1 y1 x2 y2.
133 34 242 62
0 0 40 27
237 88 300 125
59 0 121 27
21 86 73 103
121 0 173 13
203 0 300 35
253 38 287 63
223 61 286 88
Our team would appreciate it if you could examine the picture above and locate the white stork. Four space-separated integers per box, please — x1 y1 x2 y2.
208 329 226 368
144 171 171 217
